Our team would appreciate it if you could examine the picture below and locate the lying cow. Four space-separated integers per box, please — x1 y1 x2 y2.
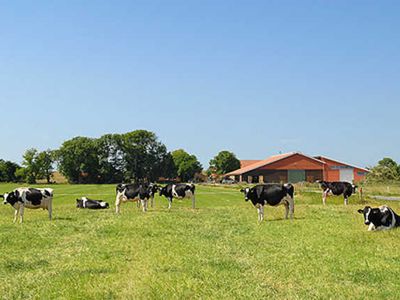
159 183 196 209
317 180 357 205
1 187 53 223
358 205 400 231
76 197 109 209
240 184 294 222
115 183 153 214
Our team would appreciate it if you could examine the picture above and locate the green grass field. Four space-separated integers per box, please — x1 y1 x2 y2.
1 183 400 299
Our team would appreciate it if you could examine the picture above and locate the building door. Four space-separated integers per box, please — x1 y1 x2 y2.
288 170 305 183
340 168 354 183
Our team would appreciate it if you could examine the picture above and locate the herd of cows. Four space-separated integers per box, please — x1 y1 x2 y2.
1 181 399 231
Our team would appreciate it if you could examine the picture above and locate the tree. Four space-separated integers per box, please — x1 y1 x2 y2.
36 150 55 183
22 148 40 184
0 159 20 182
121 130 170 182
366 157 399 182
56 137 100 183
96 134 125 183
171 149 202 182
209 151 240 175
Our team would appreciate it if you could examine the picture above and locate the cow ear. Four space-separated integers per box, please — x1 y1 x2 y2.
76 199 80 202
240 189 244 193
0 194 3 198
357 209 363 214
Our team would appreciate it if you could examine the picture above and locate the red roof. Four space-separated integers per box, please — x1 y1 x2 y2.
226 152 324 176
315 156 370 172
240 160 261 168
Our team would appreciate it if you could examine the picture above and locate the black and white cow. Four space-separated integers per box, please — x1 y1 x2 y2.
159 183 196 209
317 180 357 205
115 183 153 213
358 206 400 231
76 197 109 209
1 187 53 223
136 183 160 209
240 184 294 222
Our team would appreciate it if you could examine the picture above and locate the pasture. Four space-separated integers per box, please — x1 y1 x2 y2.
1 183 400 299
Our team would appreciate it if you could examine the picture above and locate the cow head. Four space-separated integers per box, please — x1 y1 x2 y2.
240 187 252 201
358 206 382 226
352 184 358 194
159 185 168 197
76 199 83 208
148 183 160 196
2 191 19 205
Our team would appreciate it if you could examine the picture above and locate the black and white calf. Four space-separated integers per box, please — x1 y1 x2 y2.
76 197 109 209
159 183 196 209
317 181 357 205
240 184 294 222
358 206 400 231
115 183 152 213
1 187 53 223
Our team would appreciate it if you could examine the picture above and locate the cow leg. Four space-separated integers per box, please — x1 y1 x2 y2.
344 196 348 205
168 197 172 209
257 205 264 222
191 195 196 209
13 208 19 223
137 201 140 209
284 202 289 219
141 199 148 212
19 206 24 223
115 195 121 214
322 191 328 205
151 196 154 208
368 223 376 231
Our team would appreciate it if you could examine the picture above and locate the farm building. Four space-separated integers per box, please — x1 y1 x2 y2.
225 152 369 184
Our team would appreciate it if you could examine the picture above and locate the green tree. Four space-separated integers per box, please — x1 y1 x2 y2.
0 159 20 182
209 150 240 175
121 130 170 182
36 150 55 183
96 134 125 183
171 149 202 182
22 148 40 184
56 137 100 183
367 157 399 182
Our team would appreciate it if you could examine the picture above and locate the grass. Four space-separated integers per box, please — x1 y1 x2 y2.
1 183 400 299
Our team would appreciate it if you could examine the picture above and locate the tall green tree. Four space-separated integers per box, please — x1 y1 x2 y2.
36 150 55 183
171 149 202 182
209 150 240 175
56 137 100 183
97 134 125 183
22 148 40 184
121 130 170 181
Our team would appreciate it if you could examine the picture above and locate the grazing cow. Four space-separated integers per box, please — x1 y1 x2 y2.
1 187 53 223
358 206 400 231
115 183 152 213
159 183 196 209
317 180 357 205
76 197 109 209
240 184 294 222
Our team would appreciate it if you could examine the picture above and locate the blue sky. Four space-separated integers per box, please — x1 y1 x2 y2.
0 0 399 168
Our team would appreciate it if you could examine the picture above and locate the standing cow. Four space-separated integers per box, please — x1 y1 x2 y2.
115 183 153 214
159 183 196 209
240 184 294 222
1 187 53 223
136 183 160 209
317 180 357 205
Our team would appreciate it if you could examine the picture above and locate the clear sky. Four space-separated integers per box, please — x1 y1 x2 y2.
0 0 399 168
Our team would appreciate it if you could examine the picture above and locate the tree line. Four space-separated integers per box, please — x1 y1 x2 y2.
0 130 241 184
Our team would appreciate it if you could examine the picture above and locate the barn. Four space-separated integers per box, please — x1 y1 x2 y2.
225 152 368 184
